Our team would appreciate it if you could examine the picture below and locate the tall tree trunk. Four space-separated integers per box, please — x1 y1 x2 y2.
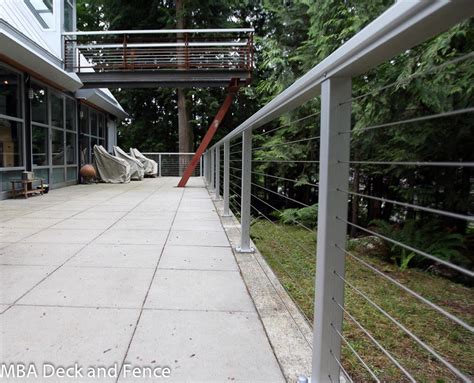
176 0 193 174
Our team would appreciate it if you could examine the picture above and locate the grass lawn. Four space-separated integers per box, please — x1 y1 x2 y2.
251 220 473 382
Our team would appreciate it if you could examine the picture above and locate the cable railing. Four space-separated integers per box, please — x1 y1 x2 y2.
142 152 202 177
202 2 473 381
63 29 254 74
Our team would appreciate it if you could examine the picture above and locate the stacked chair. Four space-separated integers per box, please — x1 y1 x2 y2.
130 148 158 177
93 145 131 183
113 146 145 180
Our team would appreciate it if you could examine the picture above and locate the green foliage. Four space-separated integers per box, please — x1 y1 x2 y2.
278 204 318 228
371 219 467 271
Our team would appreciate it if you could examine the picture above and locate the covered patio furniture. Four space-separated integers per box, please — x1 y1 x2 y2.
93 145 131 183
130 148 158 177
113 146 145 180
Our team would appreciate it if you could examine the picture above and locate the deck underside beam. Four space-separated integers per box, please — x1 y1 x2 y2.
77 70 251 89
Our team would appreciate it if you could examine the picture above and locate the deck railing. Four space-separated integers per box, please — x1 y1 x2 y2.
142 152 202 178
204 1 473 382
62 29 254 74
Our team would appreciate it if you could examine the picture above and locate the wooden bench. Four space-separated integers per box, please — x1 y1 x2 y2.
10 179 45 199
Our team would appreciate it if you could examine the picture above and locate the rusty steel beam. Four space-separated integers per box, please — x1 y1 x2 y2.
177 80 240 187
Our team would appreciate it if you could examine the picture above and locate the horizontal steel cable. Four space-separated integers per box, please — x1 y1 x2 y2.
338 188 474 222
342 52 474 105
333 299 417 383
330 350 354 383
253 160 319 164
335 271 471 382
331 323 380 383
335 245 473 332
252 170 319 188
246 198 316 260
340 107 474 135
253 111 321 139
251 182 310 208
252 136 320 152
341 160 474 167
250 192 315 233
251 193 315 234
337 217 474 278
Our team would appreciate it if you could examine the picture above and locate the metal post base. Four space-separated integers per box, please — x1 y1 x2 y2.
235 246 255 253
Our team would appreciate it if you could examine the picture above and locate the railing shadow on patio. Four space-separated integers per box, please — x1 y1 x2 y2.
203 1 474 382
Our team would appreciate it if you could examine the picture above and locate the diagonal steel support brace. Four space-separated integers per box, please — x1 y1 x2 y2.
177 79 240 187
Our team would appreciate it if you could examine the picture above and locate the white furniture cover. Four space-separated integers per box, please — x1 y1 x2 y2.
113 146 145 180
93 145 131 183
130 148 158 176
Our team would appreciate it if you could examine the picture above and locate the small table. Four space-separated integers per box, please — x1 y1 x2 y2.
10 178 45 199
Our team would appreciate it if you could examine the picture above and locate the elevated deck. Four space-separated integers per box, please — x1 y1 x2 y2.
63 29 254 88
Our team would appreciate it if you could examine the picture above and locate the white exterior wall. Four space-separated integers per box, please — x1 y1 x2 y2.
0 0 74 60
107 119 117 152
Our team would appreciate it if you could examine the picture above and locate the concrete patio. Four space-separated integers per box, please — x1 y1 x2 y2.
0 177 285 382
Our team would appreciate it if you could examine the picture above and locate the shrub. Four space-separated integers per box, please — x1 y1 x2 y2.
278 204 318 228
370 219 467 271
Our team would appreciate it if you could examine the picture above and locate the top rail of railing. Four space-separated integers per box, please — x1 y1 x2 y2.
210 0 473 149
63 28 254 74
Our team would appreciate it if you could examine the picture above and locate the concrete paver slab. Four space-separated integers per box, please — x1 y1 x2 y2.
158 245 237 271
18 267 154 308
0 306 139 382
122 310 285 382
95 229 169 245
0 265 54 304
0 243 82 265
168 230 230 247
67 244 163 268
25 228 104 244
145 269 254 312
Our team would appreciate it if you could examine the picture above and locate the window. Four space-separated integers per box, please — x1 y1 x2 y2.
66 131 76 165
52 129 64 165
65 98 76 131
90 111 98 136
0 65 23 169
24 0 54 29
64 0 74 32
0 68 22 118
31 83 48 125
0 120 22 168
32 125 48 166
51 93 64 128
80 106 89 134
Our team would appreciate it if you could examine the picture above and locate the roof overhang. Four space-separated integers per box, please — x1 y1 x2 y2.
0 20 82 92
75 88 128 120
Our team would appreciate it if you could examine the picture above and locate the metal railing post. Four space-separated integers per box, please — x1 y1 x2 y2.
200 155 203 177
236 129 254 253
222 141 231 216
312 77 352 382
215 146 221 199
205 151 210 183
158 154 162 177
210 147 215 191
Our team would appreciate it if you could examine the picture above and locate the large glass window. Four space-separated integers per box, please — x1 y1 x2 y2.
51 93 64 128
80 107 89 134
64 0 74 32
0 120 22 168
24 0 54 29
0 68 22 118
65 98 76 131
32 125 48 166
90 111 98 137
66 131 76 165
31 83 48 124
52 129 64 165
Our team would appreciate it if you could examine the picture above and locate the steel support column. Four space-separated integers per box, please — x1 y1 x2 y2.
177 80 239 187
222 141 231 216
209 148 215 191
236 129 254 253
312 77 351 382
